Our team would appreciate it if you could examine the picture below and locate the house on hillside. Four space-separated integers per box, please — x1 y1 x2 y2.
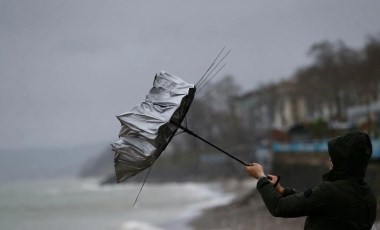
347 99 380 135
233 79 310 135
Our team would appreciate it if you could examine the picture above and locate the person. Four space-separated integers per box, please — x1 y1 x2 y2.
245 130 377 229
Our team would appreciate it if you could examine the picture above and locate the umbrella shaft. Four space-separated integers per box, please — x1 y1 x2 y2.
173 122 248 166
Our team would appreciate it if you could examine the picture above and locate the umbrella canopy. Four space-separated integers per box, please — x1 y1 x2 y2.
112 71 196 183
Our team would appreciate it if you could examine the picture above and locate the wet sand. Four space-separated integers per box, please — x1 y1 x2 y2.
190 187 305 229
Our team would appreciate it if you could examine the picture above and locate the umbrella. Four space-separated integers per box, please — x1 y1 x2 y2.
112 50 248 184
111 71 196 183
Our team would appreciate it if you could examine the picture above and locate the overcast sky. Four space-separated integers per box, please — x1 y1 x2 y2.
1 0 380 150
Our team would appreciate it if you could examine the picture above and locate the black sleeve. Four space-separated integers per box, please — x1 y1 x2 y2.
256 177 331 218
282 187 297 197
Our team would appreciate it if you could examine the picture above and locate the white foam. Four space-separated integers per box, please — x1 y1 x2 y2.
4 179 238 230
176 186 235 220
120 221 164 230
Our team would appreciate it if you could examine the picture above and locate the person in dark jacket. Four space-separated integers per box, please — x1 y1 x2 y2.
246 130 377 229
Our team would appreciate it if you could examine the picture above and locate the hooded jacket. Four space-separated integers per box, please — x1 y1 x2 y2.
257 131 377 229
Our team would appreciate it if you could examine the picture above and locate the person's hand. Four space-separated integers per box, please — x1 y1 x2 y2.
245 163 265 179
267 174 285 195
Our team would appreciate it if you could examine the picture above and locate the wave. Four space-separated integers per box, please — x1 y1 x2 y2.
4 178 238 230
120 221 164 230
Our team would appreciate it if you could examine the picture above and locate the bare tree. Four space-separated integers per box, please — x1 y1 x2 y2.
306 40 359 120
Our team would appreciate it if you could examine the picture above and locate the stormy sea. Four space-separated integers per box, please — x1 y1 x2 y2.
0 178 235 230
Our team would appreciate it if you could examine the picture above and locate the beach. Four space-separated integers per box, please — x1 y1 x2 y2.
190 179 380 230
189 179 305 230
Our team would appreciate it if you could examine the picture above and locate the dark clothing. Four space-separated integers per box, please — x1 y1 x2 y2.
257 177 377 229
257 131 377 229
327 130 372 178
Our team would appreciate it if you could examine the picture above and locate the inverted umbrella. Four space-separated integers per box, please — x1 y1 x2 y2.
112 70 249 183
112 49 251 185
111 71 195 182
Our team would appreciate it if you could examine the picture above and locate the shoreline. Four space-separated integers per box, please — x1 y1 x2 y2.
167 180 241 230
188 179 380 230
188 179 306 230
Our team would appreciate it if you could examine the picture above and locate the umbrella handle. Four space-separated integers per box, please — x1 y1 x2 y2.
172 121 249 166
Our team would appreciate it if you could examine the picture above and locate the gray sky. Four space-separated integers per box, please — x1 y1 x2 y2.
1 0 380 150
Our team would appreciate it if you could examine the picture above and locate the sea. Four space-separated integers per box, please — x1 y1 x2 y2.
0 178 235 230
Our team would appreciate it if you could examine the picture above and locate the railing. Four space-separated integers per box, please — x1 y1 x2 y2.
272 140 380 159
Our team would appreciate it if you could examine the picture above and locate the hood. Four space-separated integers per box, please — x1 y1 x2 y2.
326 131 372 179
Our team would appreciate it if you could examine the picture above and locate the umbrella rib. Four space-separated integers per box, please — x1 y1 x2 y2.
196 47 225 87
197 63 226 94
133 166 152 207
197 87 217 102
196 49 231 93
197 50 227 87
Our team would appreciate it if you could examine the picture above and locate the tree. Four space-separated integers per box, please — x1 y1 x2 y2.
306 40 359 120
361 35 380 103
